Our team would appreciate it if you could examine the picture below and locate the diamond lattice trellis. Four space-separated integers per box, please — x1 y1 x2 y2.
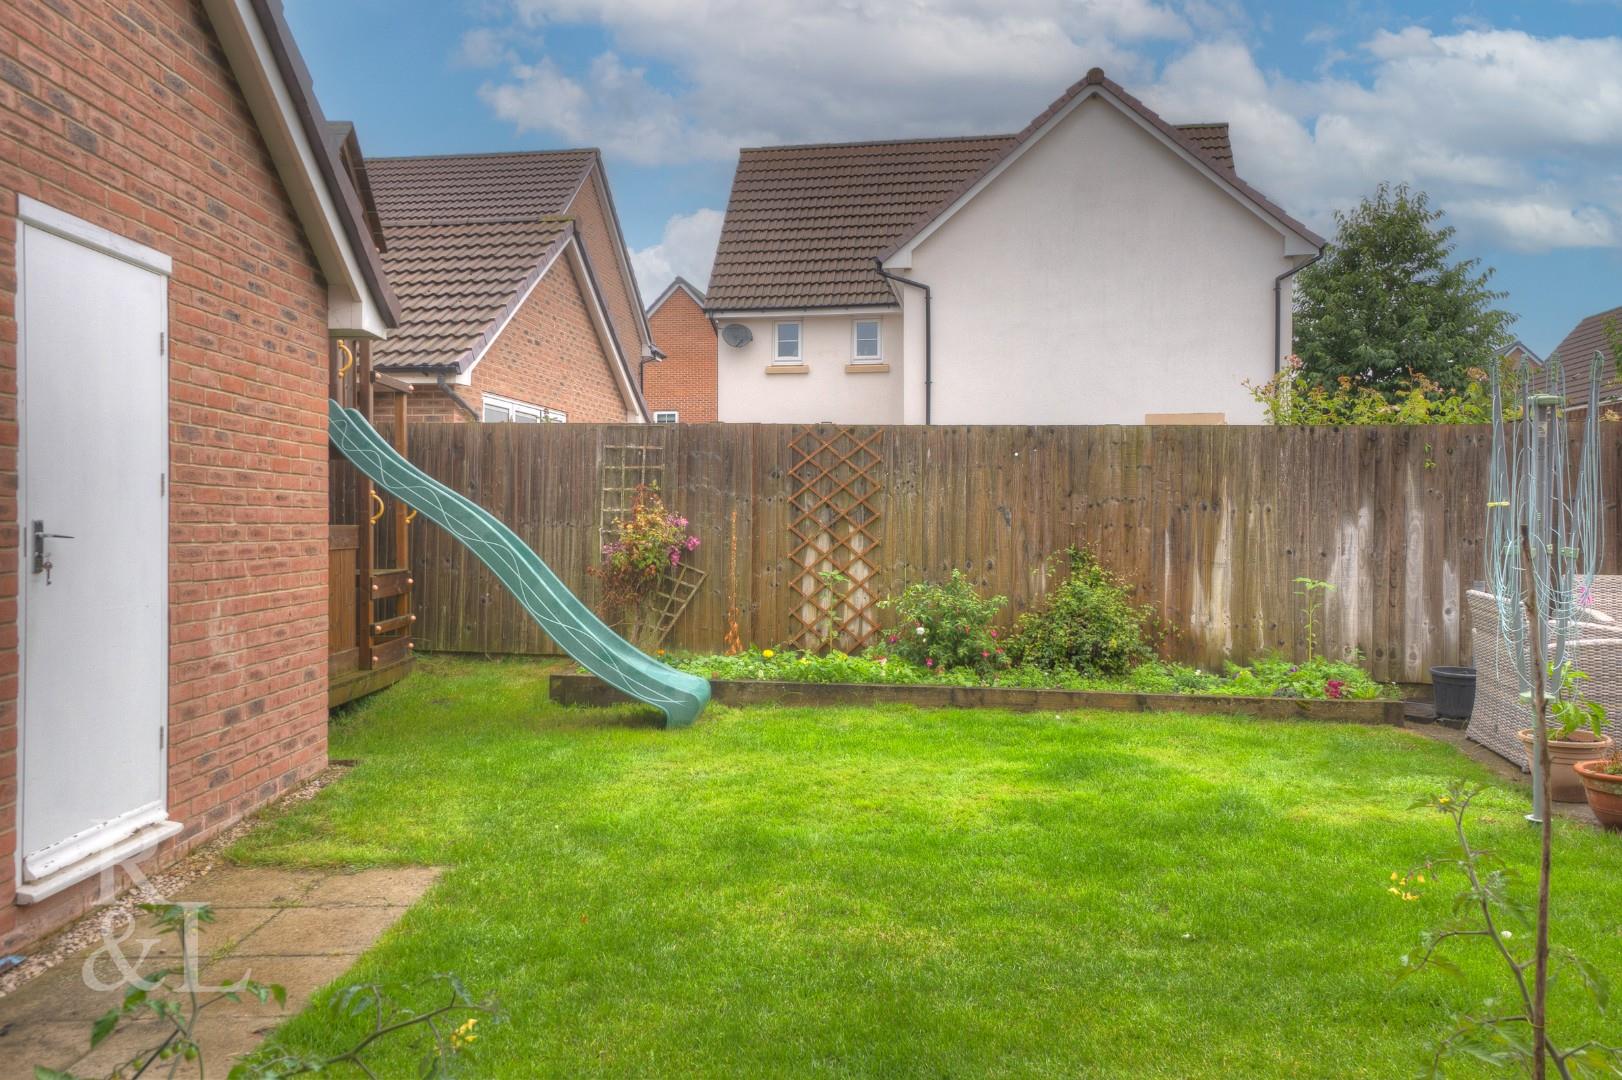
787 426 884 651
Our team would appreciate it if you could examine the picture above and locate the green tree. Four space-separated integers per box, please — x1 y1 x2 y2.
1294 183 1512 394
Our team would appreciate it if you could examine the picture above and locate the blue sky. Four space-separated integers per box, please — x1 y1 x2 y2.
285 0 1622 356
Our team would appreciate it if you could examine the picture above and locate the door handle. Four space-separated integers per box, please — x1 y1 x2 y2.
32 520 74 583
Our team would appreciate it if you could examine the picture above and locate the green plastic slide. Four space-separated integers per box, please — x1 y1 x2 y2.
328 400 710 728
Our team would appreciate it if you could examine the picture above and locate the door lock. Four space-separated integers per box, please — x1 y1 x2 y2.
32 520 74 585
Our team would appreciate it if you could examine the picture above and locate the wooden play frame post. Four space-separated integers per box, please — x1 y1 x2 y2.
328 337 417 706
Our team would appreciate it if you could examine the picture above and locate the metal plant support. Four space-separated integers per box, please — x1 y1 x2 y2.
1485 350 1605 821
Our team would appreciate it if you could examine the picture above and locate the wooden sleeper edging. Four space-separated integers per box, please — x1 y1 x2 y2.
548 673 1406 726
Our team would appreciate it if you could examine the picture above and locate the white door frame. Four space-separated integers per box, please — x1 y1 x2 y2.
14 196 177 903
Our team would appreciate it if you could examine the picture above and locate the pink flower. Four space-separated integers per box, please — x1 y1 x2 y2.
982 651 990 658
989 629 998 639
925 657 935 667
685 536 700 551
1325 679 1345 700
887 635 898 644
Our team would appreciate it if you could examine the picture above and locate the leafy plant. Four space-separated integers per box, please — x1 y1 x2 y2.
1007 547 1152 677
1294 576 1335 662
36 902 501 1080
876 570 1009 674
815 568 851 652
1543 663 1608 741
1395 781 1619 1078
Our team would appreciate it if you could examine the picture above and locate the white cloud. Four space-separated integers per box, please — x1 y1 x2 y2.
452 27 515 69
1143 29 1622 251
459 3 1622 253
471 0 1190 161
630 208 725 296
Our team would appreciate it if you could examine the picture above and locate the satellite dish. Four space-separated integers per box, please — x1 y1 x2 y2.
721 323 753 348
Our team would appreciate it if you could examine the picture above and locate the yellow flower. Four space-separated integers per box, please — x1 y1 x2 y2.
1390 872 1399 881
762 649 775 659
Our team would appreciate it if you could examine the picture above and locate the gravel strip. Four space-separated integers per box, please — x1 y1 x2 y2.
0 764 350 999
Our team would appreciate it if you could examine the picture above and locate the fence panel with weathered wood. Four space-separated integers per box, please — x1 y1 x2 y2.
399 422 1622 683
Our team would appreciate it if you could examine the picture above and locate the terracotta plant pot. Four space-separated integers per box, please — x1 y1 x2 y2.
1574 758 1622 830
1518 729 1616 803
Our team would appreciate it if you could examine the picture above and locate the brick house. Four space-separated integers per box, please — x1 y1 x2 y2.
644 277 717 423
365 151 655 423
1 0 399 948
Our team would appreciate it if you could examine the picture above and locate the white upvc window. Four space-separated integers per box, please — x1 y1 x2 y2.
482 393 565 423
852 319 881 362
774 321 801 363
653 410 679 424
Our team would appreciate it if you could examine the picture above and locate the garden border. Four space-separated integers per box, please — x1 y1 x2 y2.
548 673 1406 725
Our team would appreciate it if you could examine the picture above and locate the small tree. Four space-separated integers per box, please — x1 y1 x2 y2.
1294 183 1512 395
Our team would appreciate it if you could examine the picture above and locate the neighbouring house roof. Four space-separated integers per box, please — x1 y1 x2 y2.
365 150 650 418
648 276 706 314
707 68 1320 313
368 150 598 226
213 0 401 331
1496 338 1542 365
369 216 574 372
1537 305 1622 411
368 149 658 359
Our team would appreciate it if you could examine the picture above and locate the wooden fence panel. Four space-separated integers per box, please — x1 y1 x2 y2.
398 421 1622 683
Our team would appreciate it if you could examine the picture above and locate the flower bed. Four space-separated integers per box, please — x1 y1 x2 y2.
664 649 1396 702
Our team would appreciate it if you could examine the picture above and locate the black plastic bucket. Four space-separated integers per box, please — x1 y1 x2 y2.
1430 666 1477 720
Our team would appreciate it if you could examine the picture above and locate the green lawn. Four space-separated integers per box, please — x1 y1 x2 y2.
231 656 1622 1078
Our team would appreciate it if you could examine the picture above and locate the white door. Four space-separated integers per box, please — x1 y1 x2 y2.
18 200 170 886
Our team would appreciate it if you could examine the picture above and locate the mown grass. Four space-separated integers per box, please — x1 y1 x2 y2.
232 655 1622 1078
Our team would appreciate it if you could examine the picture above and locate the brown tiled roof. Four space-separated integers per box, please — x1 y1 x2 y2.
1177 123 1235 173
370 218 572 372
706 68 1320 312
1536 305 1622 411
366 151 597 372
368 150 596 226
708 134 1015 311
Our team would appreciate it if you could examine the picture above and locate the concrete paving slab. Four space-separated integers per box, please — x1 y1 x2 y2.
301 867 443 907
235 905 412 957
1 865 441 1079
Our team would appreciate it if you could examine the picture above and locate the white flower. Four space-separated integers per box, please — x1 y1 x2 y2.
915 626 926 636
1501 930 1513 939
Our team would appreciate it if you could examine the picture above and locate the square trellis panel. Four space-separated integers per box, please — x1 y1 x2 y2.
787 426 884 651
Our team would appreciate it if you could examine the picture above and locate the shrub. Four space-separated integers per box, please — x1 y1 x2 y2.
875 570 1009 674
1008 547 1152 676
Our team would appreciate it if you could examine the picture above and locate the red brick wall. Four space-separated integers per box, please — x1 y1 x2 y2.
0 0 331 948
408 251 633 424
565 170 648 363
645 287 717 422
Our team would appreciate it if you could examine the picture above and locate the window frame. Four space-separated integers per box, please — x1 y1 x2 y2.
774 321 802 364
652 410 680 424
482 393 565 424
851 318 882 363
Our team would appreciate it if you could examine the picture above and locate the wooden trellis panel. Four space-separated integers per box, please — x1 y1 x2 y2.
647 563 707 648
787 426 884 651
600 443 664 545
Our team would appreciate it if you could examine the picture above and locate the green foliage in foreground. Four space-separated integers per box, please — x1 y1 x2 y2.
229 656 1622 1078
671 649 1393 700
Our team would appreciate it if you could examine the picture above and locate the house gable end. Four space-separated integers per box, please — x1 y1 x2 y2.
881 70 1323 269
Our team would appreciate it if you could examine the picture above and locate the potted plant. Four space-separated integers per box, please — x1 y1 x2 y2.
1517 663 1613 803
1574 754 1622 829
